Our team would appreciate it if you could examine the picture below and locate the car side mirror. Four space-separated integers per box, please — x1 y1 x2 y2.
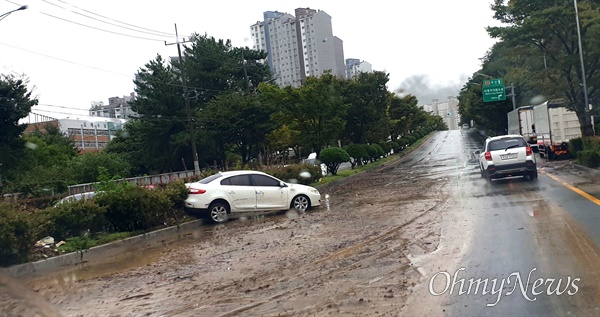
279 181 287 187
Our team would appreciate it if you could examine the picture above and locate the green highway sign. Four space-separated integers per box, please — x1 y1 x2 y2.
482 78 506 102
483 78 503 87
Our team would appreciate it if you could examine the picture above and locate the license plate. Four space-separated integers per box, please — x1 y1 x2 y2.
501 153 518 160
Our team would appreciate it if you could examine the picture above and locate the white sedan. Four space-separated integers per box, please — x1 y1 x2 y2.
184 170 322 223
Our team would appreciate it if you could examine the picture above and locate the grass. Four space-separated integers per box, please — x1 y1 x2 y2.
312 132 436 187
57 231 138 253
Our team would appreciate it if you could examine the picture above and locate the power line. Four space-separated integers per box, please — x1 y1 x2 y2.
0 41 234 93
0 41 134 78
39 11 167 42
54 0 177 38
5 0 166 42
41 0 177 39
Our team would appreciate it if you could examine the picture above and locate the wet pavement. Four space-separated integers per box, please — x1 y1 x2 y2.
13 130 600 317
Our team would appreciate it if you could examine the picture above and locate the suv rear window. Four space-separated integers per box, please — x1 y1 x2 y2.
487 137 527 151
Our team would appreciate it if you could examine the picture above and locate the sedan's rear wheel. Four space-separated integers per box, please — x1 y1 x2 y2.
208 202 229 223
292 195 310 212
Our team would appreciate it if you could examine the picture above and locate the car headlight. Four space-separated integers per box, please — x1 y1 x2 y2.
309 188 320 195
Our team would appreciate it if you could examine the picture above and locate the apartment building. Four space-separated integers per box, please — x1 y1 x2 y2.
250 8 345 87
345 58 373 79
24 117 127 153
89 93 137 119
425 97 460 130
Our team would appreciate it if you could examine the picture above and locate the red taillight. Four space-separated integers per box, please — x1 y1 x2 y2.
526 146 532 156
484 152 492 161
189 188 206 194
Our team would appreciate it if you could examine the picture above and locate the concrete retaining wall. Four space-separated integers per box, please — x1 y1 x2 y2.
7 219 206 278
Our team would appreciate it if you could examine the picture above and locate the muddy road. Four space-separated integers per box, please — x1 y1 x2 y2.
21 130 600 317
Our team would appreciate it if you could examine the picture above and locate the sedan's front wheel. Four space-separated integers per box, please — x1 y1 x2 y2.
292 195 310 213
208 202 230 223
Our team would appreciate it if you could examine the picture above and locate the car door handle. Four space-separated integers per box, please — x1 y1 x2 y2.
227 191 235 194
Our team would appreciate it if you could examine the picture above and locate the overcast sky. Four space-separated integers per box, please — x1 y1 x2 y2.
1 0 500 119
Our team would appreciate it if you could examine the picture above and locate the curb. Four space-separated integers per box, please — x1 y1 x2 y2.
7 219 206 278
571 163 600 182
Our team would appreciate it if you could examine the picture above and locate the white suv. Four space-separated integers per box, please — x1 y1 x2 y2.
185 170 322 223
477 135 537 181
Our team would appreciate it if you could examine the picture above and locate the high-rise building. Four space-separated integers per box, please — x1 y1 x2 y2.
250 8 345 87
425 97 460 130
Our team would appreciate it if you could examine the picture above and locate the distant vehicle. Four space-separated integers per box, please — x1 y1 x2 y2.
184 170 321 223
533 101 582 159
462 123 470 130
476 134 537 181
507 106 538 151
54 191 96 206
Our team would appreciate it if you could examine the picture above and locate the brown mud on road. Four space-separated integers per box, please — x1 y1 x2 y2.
28 152 459 317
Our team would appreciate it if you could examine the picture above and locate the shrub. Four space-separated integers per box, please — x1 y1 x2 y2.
344 144 368 168
569 137 583 158
42 200 107 240
0 203 35 266
319 147 350 176
577 150 600 168
162 180 189 209
582 136 600 152
373 144 385 159
379 142 392 156
364 144 379 162
95 187 171 232
406 136 417 144
387 141 400 153
397 139 408 149
261 163 322 185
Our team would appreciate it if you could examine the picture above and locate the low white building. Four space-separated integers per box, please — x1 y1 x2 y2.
25 116 127 153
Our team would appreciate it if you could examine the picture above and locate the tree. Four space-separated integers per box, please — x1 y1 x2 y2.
0 74 38 192
201 92 275 165
342 71 391 144
388 94 420 140
260 73 348 156
343 144 368 169
66 152 131 184
488 0 600 136
319 147 350 176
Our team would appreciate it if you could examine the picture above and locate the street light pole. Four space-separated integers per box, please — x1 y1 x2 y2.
574 0 591 134
0 5 27 22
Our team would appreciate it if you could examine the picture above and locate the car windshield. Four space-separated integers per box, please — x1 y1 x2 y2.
488 137 527 151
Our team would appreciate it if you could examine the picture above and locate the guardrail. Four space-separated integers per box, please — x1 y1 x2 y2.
67 170 197 195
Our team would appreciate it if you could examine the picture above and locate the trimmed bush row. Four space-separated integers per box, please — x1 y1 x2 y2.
570 136 600 168
0 181 189 267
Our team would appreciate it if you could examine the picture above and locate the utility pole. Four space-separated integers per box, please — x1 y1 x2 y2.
574 0 592 135
165 24 200 175
508 83 516 110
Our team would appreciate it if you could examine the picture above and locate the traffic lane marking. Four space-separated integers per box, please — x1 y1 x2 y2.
542 171 600 207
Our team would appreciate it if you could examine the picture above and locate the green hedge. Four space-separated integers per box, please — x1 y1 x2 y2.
577 150 600 168
261 163 322 185
582 136 600 152
569 137 583 158
0 181 190 266
0 203 35 266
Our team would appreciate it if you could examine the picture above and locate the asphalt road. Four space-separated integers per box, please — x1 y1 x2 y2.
10 129 599 317
403 129 600 316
